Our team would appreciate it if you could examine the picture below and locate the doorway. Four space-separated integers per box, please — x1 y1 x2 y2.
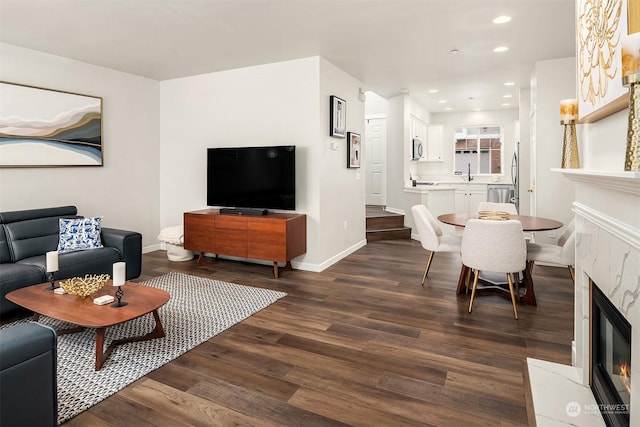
365 115 387 206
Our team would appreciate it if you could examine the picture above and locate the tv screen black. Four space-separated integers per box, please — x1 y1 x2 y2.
207 145 296 211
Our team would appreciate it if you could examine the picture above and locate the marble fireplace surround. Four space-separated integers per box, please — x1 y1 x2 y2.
528 169 640 426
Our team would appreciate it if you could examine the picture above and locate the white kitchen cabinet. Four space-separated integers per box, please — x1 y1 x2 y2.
403 186 456 234
409 115 427 160
409 117 443 162
454 184 487 214
425 124 443 162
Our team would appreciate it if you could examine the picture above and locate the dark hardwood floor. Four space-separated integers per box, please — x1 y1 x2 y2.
64 240 574 426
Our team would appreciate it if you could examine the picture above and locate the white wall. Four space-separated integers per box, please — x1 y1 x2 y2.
318 58 367 265
160 56 365 271
408 98 431 125
518 88 531 215
385 94 407 212
0 43 161 251
530 57 576 239
581 109 627 170
364 91 388 115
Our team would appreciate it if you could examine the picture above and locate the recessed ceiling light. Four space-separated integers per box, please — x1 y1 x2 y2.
438 100 447 104
502 103 511 106
445 107 453 111
493 15 511 24
503 94 513 98
449 49 460 54
493 46 509 53
504 81 515 86
428 89 439 93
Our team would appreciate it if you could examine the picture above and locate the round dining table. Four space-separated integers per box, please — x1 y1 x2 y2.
437 213 563 232
437 213 563 306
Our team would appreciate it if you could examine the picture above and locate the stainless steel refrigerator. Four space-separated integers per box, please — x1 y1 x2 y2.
510 141 520 213
487 141 519 212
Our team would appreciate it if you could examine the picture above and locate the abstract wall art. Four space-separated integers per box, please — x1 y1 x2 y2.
0 81 103 167
577 0 630 123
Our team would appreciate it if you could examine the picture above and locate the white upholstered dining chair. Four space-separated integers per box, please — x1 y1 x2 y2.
411 205 462 286
526 218 576 282
477 202 518 215
461 219 526 320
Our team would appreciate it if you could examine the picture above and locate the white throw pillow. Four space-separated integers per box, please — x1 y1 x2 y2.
57 216 104 253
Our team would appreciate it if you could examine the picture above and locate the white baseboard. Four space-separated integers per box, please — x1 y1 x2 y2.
294 239 367 272
385 206 405 215
143 244 161 254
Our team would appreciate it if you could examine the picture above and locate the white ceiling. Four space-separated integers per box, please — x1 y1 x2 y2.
0 0 576 113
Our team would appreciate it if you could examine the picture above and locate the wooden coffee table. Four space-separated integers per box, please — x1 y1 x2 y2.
6 281 170 370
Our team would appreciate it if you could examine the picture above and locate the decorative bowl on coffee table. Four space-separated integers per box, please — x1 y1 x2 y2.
59 274 110 297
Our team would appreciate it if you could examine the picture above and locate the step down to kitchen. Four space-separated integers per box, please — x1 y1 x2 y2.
366 205 412 242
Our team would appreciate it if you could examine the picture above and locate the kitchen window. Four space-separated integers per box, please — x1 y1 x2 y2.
454 125 503 175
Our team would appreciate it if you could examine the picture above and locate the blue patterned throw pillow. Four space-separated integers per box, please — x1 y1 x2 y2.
57 216 104 253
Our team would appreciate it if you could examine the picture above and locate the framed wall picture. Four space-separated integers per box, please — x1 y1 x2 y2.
0 81 103 167
577 0 631 123
330 95 346 138
347 132 361 168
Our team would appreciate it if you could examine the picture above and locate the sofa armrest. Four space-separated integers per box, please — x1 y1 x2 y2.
101 228 142 280
0 322 57 427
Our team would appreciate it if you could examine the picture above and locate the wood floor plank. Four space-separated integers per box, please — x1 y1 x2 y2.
287 387 436 427
58 239 574 426
377 372 528 426
443 370 526 405
173 349 298 401
74 385 201 427
188 377 345 426
118 378 274 427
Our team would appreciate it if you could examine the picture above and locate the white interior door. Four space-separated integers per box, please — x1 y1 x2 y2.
365 115 386 206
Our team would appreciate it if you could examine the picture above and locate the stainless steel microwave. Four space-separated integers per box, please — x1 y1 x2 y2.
412 138 423 160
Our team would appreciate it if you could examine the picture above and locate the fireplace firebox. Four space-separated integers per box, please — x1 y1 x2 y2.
591 281 631 427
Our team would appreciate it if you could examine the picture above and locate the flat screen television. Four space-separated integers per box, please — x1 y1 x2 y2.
207 145 296 212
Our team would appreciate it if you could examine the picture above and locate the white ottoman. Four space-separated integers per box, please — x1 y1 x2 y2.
157 225 193 262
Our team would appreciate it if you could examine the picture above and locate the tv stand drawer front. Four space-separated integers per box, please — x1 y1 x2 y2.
248 215 306 261
214 215 248 257
248 218 286 261
215 215 248 230
184 213 215 252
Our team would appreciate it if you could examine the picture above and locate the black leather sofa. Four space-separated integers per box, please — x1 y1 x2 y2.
0 206 142 316
0 322 57 426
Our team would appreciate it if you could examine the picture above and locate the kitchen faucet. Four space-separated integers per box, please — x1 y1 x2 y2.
468 163 473 182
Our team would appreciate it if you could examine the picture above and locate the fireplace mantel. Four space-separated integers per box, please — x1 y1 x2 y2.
551 168 640 195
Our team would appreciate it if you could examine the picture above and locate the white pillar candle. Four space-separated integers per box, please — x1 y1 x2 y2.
560 99 578 123
46 251 58 272
621 32 640 77
113 262 126 286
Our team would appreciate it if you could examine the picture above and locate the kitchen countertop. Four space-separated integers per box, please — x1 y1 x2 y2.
435 181 494 185
404 186 456 192
405 179 511 190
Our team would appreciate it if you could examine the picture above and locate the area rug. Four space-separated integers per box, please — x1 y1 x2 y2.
2 272 287 425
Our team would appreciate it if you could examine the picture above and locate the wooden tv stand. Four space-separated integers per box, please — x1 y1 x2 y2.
183 209 306 278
